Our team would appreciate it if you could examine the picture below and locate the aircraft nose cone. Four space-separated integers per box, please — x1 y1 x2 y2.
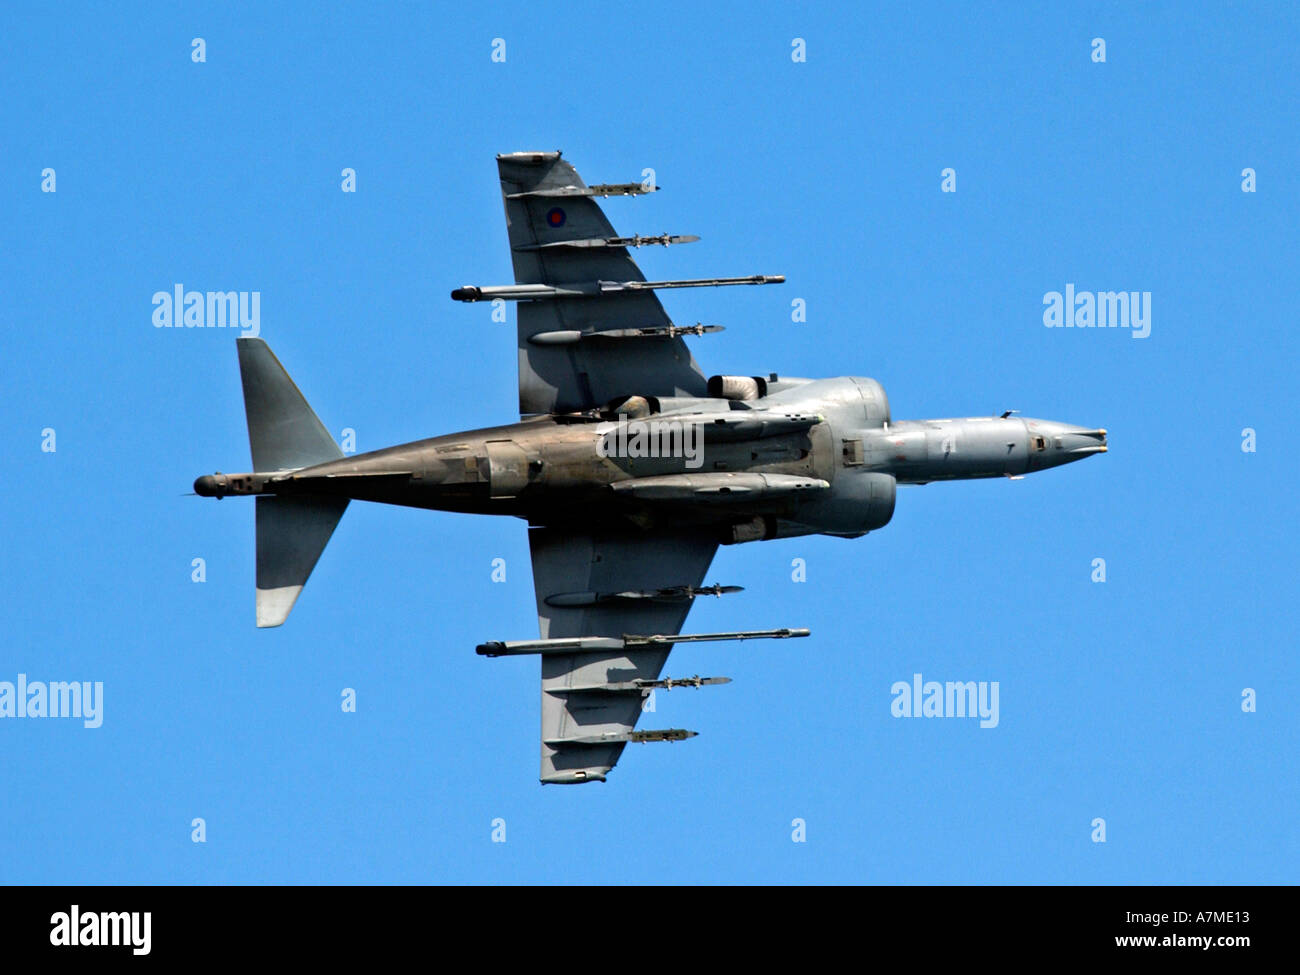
1058 425 1108 457
1025 421 1107 470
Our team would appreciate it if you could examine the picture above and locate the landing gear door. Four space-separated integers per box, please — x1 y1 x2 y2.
485 440 529 498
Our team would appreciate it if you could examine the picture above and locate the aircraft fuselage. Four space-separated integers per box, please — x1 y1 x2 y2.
195 376 1106 544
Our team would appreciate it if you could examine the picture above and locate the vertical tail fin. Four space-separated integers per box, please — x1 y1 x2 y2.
236 338 347 627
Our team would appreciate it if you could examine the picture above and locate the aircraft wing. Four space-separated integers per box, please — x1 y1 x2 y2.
526 524 718 784
494 151 710 416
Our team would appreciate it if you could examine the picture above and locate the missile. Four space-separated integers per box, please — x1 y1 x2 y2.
598 411 823 442
695 411 823 441
452 283 592 302
630 627 808 646
545 729 696 746
451 275 783 303
546 675 731 694
527 323 724 344
609 472 829 503
516 233 699 250
639 675 731 690
477 627 810 656
544 583 743 607
506 181 659 199
604 274 783 292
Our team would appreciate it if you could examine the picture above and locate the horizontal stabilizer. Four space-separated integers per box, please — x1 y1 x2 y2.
255 496 348 627
237 338 343 472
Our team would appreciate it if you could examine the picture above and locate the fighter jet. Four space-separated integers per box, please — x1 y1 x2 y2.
194 151 1107 784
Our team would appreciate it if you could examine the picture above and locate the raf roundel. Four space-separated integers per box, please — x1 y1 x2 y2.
545 207 566 228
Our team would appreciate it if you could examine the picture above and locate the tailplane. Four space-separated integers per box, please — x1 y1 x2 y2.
238 338 344 471
254 495 347 627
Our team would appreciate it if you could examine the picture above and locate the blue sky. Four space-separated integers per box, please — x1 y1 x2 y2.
1 1 1295 884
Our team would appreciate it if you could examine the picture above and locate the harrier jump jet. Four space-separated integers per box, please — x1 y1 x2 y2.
195 151 1107 784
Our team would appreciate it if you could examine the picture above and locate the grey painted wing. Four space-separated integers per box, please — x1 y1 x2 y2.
497 152 708 416
529 525 718 783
